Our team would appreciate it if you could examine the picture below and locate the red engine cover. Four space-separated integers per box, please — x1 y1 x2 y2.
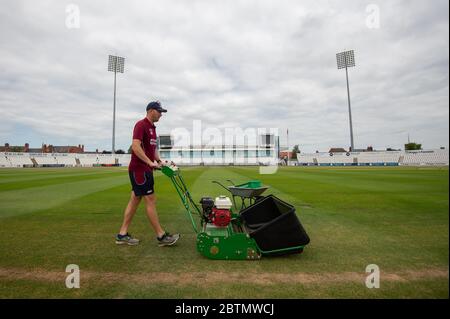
212 208 231 227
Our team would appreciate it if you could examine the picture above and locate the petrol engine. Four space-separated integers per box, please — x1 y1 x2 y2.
199 195 232 227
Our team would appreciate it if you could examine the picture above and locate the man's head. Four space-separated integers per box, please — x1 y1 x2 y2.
146 101 167 123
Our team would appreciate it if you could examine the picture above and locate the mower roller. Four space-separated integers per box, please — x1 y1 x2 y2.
161 164 310 260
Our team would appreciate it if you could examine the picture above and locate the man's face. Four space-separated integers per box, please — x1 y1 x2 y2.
148 109 163 122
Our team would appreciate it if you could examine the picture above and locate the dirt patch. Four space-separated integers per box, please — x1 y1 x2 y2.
0 267 448 286
0 268 66 282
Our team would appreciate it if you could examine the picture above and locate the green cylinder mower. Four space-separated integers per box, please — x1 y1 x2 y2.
161 164 310 260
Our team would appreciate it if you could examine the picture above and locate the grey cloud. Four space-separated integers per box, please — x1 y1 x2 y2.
0 0 448 152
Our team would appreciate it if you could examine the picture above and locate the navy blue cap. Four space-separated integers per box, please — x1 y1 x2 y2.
146 101 167 112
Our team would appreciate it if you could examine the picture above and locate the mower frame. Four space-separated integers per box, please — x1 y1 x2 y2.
161 165 306 260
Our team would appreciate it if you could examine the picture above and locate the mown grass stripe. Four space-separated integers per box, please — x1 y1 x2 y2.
0 169 126 191
0 175 129 218
0 169 120 185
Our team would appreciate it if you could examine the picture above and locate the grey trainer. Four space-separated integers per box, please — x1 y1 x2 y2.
157 232 180 247
115 233 140 246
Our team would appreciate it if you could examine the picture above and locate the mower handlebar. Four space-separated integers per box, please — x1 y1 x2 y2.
226 179 235 185
212 180 230 193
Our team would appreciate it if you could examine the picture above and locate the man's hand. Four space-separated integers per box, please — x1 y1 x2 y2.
157 160 175 167
147 160 160 169
160 160 171 167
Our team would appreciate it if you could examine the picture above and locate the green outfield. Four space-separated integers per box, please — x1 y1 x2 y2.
0 166 448 298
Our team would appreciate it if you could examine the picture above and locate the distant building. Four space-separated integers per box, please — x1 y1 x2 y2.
0 143 29 152
0 143 84 153
42 144 84 153
157 133 279 165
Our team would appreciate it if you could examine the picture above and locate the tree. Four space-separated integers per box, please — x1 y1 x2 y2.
291 145 300 160
127 145 132 154
115 149 125 154
405 142 422 151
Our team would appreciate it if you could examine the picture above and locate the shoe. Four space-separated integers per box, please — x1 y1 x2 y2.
115 233 140 246
157 232 180 247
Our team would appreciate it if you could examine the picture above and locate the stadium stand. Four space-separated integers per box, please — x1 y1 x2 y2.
5 153 33 167
117 154 131 166
296 153 317 166
77 154 99 167
0 149 448 168
0 153 128 168
54 154 77 167
31 153 58 166
402 149 449 166
315 152 355 166
356 151 401 166
297 149 448 167
0 154 10 167
97 154 117 165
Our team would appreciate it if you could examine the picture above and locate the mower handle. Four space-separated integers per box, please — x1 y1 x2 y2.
226 179 235 185
212 180 231 193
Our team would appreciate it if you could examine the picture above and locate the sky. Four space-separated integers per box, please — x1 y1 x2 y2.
0 0 448 153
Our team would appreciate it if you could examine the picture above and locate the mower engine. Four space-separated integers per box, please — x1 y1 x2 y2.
199 197 214 223
199 195 232 227
211 207 231 226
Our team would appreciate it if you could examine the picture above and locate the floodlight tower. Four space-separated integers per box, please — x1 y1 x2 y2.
336 50 355 152
108 55 125 154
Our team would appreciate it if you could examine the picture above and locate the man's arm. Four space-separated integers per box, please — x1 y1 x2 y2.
154 148 161 163
131 139 158 168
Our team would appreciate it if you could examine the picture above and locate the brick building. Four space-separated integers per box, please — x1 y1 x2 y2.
0 143 84 153
41 144 84 153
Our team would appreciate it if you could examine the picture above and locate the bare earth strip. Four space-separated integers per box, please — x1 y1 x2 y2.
0 267 448 286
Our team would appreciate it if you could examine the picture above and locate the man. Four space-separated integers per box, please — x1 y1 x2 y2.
115 101 180 247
